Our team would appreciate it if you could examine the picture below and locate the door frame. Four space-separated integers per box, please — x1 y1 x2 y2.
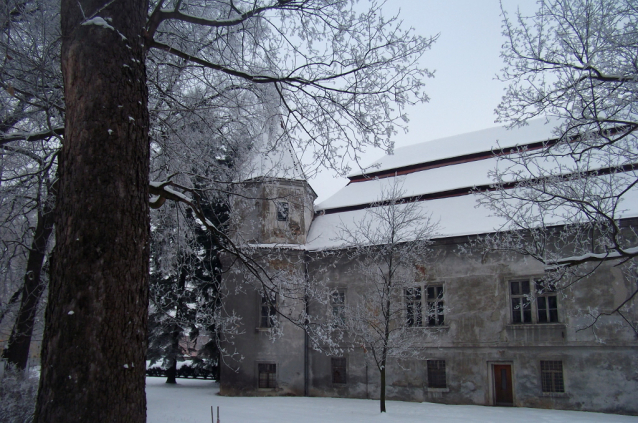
487 361 515 406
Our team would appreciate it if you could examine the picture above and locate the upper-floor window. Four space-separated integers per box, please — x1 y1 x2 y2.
405 285 444 327
426 286 444 326
331 290 346 326
260 293 277 328
405 287 422 327
536 281 558 323
276 201 289 221
510 279 559 324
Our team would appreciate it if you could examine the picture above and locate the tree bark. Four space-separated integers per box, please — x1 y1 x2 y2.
3 183 56 370
165 358 178 384
35 0 150 422
380 362 386 413
166 261 188 384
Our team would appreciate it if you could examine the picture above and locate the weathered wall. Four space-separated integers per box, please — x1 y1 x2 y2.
221 205 638 413
229 179 315 245
301 235 638 414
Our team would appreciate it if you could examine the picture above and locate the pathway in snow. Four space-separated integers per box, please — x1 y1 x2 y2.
146 377 638 423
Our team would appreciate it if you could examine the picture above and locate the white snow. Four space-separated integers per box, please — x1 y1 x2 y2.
239 133 306 181
307 188 638 250
81 17 115 31
145 377 638 423
317 159 499 211
348 118 561 178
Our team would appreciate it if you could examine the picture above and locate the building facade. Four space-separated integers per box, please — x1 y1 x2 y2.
220 120 638 415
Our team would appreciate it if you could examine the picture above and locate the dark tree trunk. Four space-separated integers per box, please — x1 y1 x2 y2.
166 262 188 384
380 362 386 413
3 184 56 370
165 358 178 384
0 288 22 326
34 0 150 422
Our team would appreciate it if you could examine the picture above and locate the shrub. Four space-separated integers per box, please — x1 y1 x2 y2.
0 364 38 423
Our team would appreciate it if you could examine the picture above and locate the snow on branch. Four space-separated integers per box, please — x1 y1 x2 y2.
0 127 64 146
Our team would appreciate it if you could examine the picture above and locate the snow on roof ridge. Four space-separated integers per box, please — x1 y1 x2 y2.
347 118 560 178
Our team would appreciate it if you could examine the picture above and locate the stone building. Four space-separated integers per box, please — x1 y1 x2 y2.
220 120 638 415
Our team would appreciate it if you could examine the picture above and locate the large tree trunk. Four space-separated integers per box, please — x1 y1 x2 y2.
3 185 56 370
34 0 150 421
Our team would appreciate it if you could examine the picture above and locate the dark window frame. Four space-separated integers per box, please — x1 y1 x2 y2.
258 363 277 389
535 280 559 323
331 357 347 384
331 290 346 326
426 285 444 326
405 287 422 327
510 280 532 324
276 201 289 221
260 293 277 328
540 360 565 393
427 359 447 389
510 278 559 324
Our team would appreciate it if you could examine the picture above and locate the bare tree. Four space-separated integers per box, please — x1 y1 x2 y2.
12 0 437 421
0 0 61 369
477 0 638 332
335 179 439 412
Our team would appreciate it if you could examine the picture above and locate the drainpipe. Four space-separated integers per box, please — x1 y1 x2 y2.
303 250 310 397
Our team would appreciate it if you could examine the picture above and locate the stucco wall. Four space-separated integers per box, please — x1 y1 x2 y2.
221 226 638 414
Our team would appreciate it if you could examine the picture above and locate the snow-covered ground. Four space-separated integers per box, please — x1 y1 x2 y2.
146 377 638 423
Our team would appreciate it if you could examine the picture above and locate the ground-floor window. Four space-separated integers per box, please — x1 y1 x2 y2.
540 360 564 393
427 359 447 388
258 363 277 389
331 357 347 384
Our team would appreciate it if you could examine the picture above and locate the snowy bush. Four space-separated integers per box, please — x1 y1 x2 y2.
0 364 38 423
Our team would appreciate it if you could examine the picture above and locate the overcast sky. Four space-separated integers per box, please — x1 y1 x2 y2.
308 0 536 203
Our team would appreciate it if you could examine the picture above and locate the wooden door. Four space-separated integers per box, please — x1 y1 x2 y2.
493 364 513 406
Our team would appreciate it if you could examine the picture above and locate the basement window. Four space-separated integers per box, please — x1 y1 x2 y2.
331 357 347 384
427 360 447 389
258 363 277 389
540 360 564 393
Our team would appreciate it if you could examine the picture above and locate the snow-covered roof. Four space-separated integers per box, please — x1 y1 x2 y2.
317 158 498 211
347 118 561 178
239 133 306 181
306 118 638 250
307 188 638 250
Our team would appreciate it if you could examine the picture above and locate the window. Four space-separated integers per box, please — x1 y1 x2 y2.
540 361 564 393
426 286 444 326
331 290 346 326
405 287 422 327
331 357 347 384
258 363 276 389
260 293 276 328
276 201 289 221
510 279 559 324
510 280 532 323
535 281 559 323
427 360 447 389
406 285 445 327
